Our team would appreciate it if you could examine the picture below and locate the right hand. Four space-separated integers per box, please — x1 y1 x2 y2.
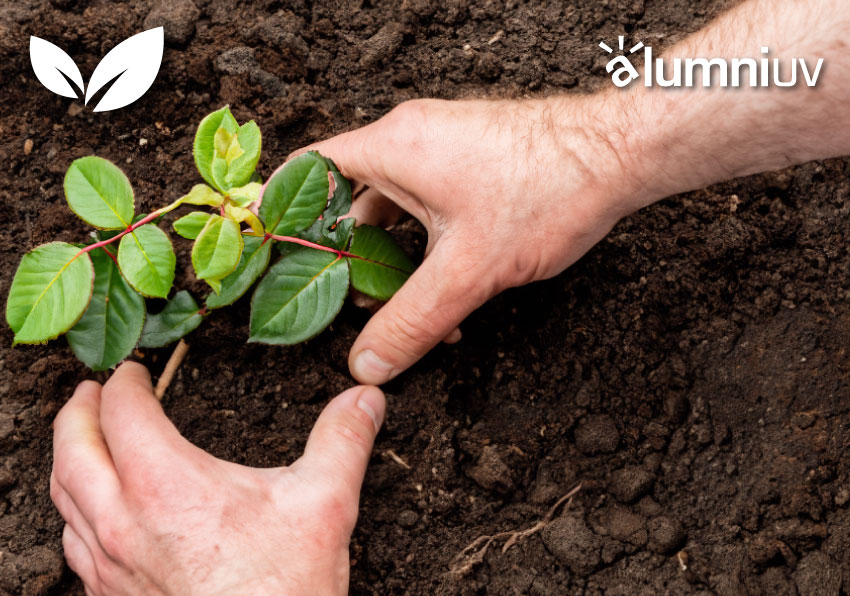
287 97 638 384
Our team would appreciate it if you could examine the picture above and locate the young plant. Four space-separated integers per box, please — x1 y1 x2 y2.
6 106 415 370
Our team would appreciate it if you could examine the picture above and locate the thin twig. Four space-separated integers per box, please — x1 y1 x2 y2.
155 339 189 401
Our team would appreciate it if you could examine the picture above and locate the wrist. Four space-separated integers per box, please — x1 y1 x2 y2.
538 93 658 221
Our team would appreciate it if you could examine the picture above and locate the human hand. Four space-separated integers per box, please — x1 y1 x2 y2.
50 362 385 596
291 97 637 384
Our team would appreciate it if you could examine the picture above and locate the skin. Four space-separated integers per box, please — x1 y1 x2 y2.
52 0 850 593
52 363 384 595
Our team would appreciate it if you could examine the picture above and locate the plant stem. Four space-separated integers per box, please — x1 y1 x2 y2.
265 233 359 259
262 233 414 274
76 209 168 257
100 246 120 267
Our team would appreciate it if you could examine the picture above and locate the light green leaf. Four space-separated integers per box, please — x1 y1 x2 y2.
249 249 348 344
194 106 238 191
191 215 243 290
177 184 223 208
64 156 135 229
206 236 272 309
222 121 261 189
117 224 176 298
66 248 145 370
258 152 329 236
138 290 203 348
347 225 415 300
193 107 261 192
228 182 262 208
6 242 94 344
224 203 263 236
173 212 212 239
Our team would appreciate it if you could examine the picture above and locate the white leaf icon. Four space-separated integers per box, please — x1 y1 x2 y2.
85 27 164 112
30 36 85 99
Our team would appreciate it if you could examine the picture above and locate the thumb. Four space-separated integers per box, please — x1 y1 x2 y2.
349 241 489 385
297 385 386 499
99 362 188 474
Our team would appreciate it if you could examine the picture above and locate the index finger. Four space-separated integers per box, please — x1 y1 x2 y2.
53 380 121 523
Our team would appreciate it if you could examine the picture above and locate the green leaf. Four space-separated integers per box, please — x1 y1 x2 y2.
324 217 355 250
228 182 262 208
191 215 243 290
347 225 415 300
224 203 264 237
117 224 176 298
66 249 145 370
249 249 348 345
138 291 203 348
177 184 223 208
206 236 272 309
64 156 134 229
173 212 212 240
6 242 94 344
259 152 329 236
325 157 353 223
193 107 261 192
300 158 353 245
223 121 261 189
194 106 238 191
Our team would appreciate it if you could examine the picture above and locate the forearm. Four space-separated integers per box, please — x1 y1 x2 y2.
600 0 850 211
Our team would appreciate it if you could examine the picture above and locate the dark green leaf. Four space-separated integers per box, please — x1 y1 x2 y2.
249 249 348 344
325 217 355 250
64 156 134 229
138 290 203 348
259 152 329 236
206 236 272 309
6 242 94 344
66 248 145 370
347 225 415 300
298 155 352 244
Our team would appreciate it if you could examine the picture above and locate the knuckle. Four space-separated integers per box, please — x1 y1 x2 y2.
386 98 432 127
314 490 359 533
95 519 127 563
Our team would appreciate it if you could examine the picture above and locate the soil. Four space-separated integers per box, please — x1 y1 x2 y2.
1 0 849 594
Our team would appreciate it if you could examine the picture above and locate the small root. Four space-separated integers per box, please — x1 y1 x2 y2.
383 449 411 470
155 339 189 401
449 483 582 577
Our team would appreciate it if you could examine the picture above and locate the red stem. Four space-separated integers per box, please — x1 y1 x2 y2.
76 210 164 258
265 234 358 259
100 246 120 267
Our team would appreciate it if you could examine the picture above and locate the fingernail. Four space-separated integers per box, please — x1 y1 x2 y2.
352 350 397 384
356 388 385 432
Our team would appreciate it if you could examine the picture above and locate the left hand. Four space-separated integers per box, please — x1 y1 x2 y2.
50 362 385 596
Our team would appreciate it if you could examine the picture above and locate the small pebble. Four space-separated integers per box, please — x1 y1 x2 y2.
398 510 418 527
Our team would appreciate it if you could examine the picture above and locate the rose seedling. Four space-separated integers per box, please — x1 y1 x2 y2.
6 106 415 370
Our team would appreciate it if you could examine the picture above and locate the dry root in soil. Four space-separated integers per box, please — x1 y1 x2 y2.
449 483 583 577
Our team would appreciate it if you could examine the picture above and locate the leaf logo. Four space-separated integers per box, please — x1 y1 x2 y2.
29 27 164 112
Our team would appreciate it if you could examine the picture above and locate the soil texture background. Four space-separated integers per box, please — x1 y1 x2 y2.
1 0 849 594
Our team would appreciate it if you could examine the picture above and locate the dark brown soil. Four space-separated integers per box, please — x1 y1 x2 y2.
2 0 849 594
